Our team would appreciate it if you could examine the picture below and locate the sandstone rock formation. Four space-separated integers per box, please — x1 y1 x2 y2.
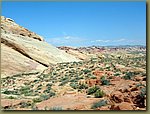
111 102 134 110
58 46 88 60
1 16 80 77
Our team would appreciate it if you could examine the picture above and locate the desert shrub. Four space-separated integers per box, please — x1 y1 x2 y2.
82 69 91 74
49 91 55 97
114 73 120 76
106 66 111 71
46 83 52 87
59 79 69 86
101 79 110 85
33 79 39 82
24 92 33 96
78 83 88 90
101 76 110 85
3 90 13 95
70 78 77 82
135 87 146 108
42 74 49 78
94 89 105 98
91 100 108 109
43 86 51 94
61 77 68 81
40 94 50 101
87 86 99 95
50 106 63 110
20 101 32 108
33 98 42 103
123 72 134 80
2 90 19 95
20 86 33 96
70 82 78 89
37 87 42 90
8 96 16 99
139 87 146 98
88 74 97 79
136 83 145 88
53 72 57 75
90 76 97 79
37 84 42 88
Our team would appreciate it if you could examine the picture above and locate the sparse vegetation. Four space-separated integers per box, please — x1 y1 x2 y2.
101 76 110 85
1 46 146 110
91 100 108 109
123 72 134 80
94 89 105 98
87 86 99 95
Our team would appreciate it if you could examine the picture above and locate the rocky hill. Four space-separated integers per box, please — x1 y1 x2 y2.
1 16 80 78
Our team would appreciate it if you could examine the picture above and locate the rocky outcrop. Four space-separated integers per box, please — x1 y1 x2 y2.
58 46 88 60
111 102 134 110
111 91 124 103
1 16 80 77
1 16 44 41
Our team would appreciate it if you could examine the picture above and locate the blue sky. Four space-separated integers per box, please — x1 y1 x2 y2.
2 1 146 47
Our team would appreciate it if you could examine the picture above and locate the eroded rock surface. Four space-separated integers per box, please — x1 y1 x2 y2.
1 16 80 77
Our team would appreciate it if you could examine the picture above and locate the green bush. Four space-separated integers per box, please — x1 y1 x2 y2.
20 101 32 108
82 69 91 74
123 72 134 80
49 91 55 97
91 100 107 109
3 90 13 95
46 83 52 87
101 79 110 85
70 82 78 89
114 73 120 76
20 86 31 95
33 98 42 103
40 94 50 100
8 96 16 99
94 89 105 98
78 84 88 90
101 76 110 85
43 86 51 93
139 87 146 98
3 90 19 95
87 86 99 95
59 79 69 86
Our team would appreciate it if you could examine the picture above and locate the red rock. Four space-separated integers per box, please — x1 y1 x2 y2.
111 91 124 103
112 77 121 81
134 76 143 81
111 102 134 110
117 102 134 110
86 79 100 87
93 70 105 78
97 106 110 110
130 86 139 91
124 97 132 103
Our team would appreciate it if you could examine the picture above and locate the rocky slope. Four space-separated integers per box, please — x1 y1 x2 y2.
1 16 80 78
1 51 146 110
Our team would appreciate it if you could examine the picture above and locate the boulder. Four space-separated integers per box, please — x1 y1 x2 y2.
111 91 124 103
116 102 134 110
